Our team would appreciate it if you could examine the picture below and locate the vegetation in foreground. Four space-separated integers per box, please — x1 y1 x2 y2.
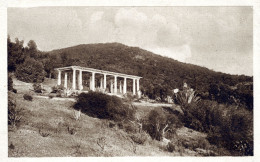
8 89 207 156
8 77 253 156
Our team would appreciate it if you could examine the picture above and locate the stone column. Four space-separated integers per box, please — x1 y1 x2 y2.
123 77 127 94
114 76 117 94
110 79 113 93
119 80 122 93
78 70 83 90
103 74 107 90
91 72 95 91
100 78 103 89
133 79 136 95
137 79 140 92
89 76 92 90
64 72 68 89
72 69 76 90
57 70 61 85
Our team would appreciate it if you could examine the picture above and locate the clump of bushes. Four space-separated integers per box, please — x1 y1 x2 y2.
8 75 13 91
51 85 64 97
8 76 17 93
143 108 183 141
73 92 136 121
23 94 33 101
130 131 149 145
48 93 56 99
51 85 64 93
15 58 45 83
33 83 44 93
166 142 176 152
8 92 23 127
119 120 139 133
175 86 253 156
206 105 253 156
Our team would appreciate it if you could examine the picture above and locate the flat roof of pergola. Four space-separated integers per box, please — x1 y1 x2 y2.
55 66 142 79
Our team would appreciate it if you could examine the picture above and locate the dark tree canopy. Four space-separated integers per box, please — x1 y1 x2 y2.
8 36 25 72
15 58 46 83
25 40 39 59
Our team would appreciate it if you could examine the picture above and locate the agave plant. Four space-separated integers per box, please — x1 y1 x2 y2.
175 85 200 109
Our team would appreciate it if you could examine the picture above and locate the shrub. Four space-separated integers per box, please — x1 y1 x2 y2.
74 92 136 121
51 85 64 93
176 85 253 156
206 105 253 156
23 94 33 101
48 93 55 99
8 75 13 91
12 89 17 93
174 86 205 132
167 142 175 152
8 92 23 127
39 129 50 137
67 125 77 135
15 58 45 83
122 121 139 133
8 76 17 93
9 143 15 150
108 121 116 128
97 137 106 151
123 93 137 102
51 85 64 97
175 87 200 109
130 131 148 145
33 83 43 93
143 108 182 141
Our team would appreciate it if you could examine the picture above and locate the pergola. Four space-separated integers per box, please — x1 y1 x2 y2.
54 66 142 96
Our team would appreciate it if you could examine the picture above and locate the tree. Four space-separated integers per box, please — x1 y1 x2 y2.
8 37 25 72
15 58 46 83
25 40 38 59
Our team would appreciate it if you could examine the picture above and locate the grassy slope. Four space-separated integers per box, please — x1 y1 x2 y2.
8 78 215 157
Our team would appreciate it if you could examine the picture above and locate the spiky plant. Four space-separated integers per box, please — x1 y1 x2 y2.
175 86 200 112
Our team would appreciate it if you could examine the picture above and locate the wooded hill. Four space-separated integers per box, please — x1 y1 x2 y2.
47 43 252 107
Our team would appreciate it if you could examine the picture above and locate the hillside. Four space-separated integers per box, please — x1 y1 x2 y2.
46 43 252 108
9 78 223 157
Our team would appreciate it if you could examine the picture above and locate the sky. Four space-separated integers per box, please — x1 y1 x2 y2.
8 7 253 76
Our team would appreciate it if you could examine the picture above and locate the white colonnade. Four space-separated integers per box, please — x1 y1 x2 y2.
56 66 141 97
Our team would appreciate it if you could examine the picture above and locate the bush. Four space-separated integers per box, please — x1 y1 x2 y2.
48 93 55 99
51 85 64 93
8 92 23 127
12 89 17 93
176 86 253 156
33 83 43 93
130 131 148 145
8 76 13 91
143 108 182 141
205 105 253 156
15 58 45 83
23 94 33 101
166 142 175 152
73 92 136 121
175 87 200 108
121 121 139 133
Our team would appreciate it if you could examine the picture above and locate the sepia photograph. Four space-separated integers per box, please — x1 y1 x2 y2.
5 4 254 158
